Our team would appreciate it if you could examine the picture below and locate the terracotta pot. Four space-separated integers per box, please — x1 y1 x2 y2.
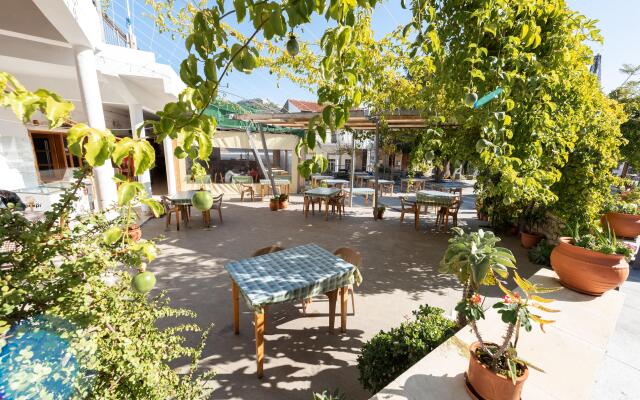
127 224 142 242
278 200 289 209
520 231 543 249
466 342 528 400
269 200 279 211
373 208 385 219
550 240 629 296
601 212 640 238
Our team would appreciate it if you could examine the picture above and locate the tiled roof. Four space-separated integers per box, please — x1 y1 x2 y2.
285 99 324 112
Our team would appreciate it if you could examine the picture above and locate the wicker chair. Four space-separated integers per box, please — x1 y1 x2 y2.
161 195 183 230
333 247 361 314
252 245 285 257
239 184 255 202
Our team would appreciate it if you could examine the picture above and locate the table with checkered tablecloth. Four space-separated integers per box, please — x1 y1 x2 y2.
413 190 459 231
224 243 362 377
259 179 290 199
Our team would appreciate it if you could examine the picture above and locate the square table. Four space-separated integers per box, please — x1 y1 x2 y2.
401 177 429 191
367 179 395 196
347 187 375 205
321 178 350 188
225 244 362 377
231 175 254 184
414 190 458 230
304 187 342 220
259 179 291 199
311 175 335 187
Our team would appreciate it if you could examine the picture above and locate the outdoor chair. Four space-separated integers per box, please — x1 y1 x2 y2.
436 197 461 231
161 195 184 231
333 247 361 315
304 195 323 216
400 196 416 223
239 184 255 202
327 192 346 219
252 245 285 257
202 194 224 226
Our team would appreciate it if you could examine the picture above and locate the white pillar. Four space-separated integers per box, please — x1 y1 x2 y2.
74 45 118 210
163 137 177 195
128 103 152 195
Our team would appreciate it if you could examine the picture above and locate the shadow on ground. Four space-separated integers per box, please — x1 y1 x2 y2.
142 188 542 400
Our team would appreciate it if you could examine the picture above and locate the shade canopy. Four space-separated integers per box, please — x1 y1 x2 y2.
232 109 429 131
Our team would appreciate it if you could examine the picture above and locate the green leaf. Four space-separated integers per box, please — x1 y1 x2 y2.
103 226 123 245
234 0 246 22
117 182 144 206
141 198 165 217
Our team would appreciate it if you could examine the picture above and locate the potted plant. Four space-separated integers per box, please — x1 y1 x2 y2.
373 204 385 219
519 206 546 249
269 196 280 211
278 194 289 209
461 273 559 400
601 193 640 238
441 228 559 400
439 228 516 326
550 223 631 295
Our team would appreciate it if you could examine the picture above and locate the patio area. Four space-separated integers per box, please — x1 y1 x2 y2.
142 188 542 400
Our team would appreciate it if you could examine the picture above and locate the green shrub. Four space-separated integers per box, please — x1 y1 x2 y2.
528 241 554 267
357 305 457 393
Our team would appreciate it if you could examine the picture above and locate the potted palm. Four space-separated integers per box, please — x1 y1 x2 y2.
550 223 631 295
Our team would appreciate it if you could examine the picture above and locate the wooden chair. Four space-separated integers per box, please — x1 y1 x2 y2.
400 196 416 223
252 245 285 257
304 195 323 217
327 192 346 219
333 247 361 315
161 195 182 230
436 197 461 231
202 194 224 226
239 184 255 202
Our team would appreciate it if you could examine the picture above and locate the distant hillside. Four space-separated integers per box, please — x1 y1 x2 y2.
237 98 282 113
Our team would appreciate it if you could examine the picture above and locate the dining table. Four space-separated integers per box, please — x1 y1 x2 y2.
401 177 429 191
304 187 342 220
321 178 350 188
367 179 395 196
414 190 459 230
168 190 199 228
231 175 254 184
259 179 290 199
311 175 335 187
347 187 375 205
224 243 362 377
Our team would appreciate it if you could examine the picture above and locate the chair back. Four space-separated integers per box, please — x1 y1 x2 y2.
160 195 173 212
400 196 415 210
449 197 461 212
212 193 224 207
449 187 462 197
334 247 362 268
252 245 285 257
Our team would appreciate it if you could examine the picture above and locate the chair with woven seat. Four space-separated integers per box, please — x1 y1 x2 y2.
252 245 285 257
333 247 361 315
239 184 255 202
400 196 416 223
161 195 183 230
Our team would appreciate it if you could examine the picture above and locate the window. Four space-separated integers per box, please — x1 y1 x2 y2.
345 159 351 171
30 132 80 183
328 159 336 172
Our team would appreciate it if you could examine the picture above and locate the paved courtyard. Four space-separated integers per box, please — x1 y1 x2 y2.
141 188 543 400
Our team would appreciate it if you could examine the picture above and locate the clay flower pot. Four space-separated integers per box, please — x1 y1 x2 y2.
601 212 640 238
550 239 629 296
127 224 142 242
520 231 543 249
278 200 289 209
465 342 529 400
373 207 385 219
269 199 279 211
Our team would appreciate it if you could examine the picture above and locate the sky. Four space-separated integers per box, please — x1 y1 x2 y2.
110 0 640 107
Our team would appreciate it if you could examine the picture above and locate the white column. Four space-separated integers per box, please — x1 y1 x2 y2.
74 45 118 210
163 137 177 194
128 103 152 195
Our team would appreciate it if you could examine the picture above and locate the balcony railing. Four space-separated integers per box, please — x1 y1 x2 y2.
101 13 131 48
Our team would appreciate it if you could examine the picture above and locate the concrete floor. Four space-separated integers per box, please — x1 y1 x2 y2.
142 187 542 400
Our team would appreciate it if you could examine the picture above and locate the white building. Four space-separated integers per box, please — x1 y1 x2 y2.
0 0 182 210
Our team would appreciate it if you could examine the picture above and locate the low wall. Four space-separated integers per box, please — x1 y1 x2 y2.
371 268 625 400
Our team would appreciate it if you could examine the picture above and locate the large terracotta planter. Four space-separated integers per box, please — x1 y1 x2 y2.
278 200 289 209
601 212 640 238
520 231 543 249
269 199 279 211
550 239 629 296
465 342 528 400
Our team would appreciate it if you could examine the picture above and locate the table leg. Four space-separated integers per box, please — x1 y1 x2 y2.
232 281 239 335
340 286 347 333
327 289 337 332
255 311 265 378
324 198 329 221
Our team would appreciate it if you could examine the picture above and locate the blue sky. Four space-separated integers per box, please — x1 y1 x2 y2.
111 0 640 106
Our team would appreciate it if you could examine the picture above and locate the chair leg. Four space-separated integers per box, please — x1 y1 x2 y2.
218 208 223 224
176 209 180 231
166 211 171 228
240 192 244 202
400 210 405 223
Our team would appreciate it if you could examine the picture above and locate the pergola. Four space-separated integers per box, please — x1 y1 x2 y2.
232 109 430 212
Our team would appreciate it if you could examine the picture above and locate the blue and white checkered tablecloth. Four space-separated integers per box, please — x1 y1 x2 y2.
225 244 362 312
